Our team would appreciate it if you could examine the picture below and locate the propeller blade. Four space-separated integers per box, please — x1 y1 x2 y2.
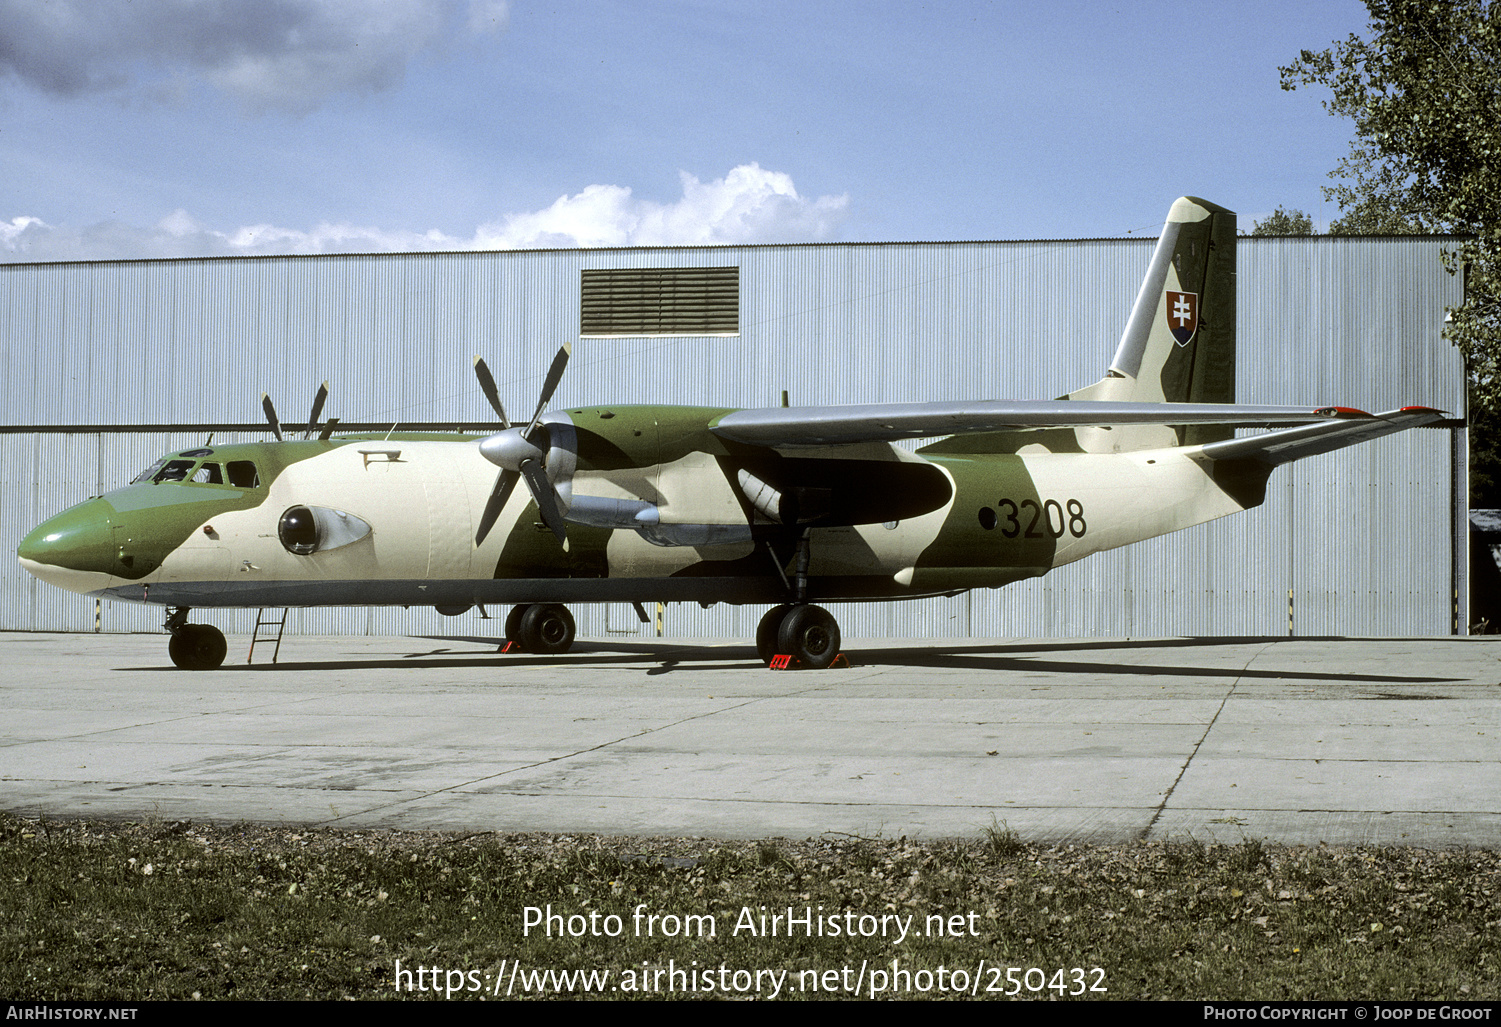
475 469 520 546
261 393 283 441
304 381 329 439
473 356 510 428
520 457 569 551
318 417 340 440
523 342 572 437
473 343 572 548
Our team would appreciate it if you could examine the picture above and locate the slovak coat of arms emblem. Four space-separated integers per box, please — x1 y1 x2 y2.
1166 290 1198 346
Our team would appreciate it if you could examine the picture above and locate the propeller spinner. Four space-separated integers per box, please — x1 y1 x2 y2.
474 342 572 549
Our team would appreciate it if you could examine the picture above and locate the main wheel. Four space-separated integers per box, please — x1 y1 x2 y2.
776 604 840 670
168 624 227 670
756 604 793 664
519 603 575 655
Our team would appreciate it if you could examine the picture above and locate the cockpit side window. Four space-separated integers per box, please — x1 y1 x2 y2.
190 463 224 485
226 461 261 488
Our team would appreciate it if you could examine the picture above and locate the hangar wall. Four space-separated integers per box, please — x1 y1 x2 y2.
0 234 1467 638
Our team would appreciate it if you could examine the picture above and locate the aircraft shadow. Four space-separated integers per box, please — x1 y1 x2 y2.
113 634 1466 684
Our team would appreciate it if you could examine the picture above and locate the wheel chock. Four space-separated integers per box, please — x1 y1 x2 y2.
768 653 851 670
498 640 524 654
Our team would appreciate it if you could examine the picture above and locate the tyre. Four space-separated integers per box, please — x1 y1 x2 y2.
755 604 793 664
168 624 228 670
519 603 575 655
504 604 530 647
775 604 840 670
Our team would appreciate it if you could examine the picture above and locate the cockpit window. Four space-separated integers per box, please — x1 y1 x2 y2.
130 455 261 488
130 457 170 484
152 460 196 483
226 461 260 488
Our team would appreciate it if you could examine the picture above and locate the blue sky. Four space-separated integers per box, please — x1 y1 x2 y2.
1 0 1373 260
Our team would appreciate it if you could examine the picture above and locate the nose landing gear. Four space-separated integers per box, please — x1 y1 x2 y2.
164 608 228 670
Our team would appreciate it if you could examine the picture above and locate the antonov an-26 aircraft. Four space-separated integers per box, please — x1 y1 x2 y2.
18 197 1444 670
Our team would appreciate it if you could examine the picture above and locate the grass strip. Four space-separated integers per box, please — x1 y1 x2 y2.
2 814 1496 1000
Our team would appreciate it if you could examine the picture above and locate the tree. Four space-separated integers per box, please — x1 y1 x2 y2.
1251 207 1315 236
1280 0 1501 411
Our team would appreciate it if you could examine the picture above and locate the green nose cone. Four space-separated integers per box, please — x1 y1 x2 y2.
18 499 116 575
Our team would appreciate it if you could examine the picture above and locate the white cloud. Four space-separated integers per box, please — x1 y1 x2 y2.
0 216 45 247
477 165 851 248
0 164 851 262
0 0 506 114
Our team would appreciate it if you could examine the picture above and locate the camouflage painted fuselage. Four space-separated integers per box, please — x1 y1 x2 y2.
17 403 1255 611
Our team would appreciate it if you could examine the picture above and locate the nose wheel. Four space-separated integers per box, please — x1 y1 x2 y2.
164 609 227 670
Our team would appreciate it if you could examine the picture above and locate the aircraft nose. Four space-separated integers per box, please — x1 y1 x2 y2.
17 499 116 576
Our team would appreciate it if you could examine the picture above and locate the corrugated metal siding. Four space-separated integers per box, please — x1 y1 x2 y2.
0 236 1464 636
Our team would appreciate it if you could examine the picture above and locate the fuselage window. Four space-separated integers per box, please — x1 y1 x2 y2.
190 463 225 485
226 461 261 488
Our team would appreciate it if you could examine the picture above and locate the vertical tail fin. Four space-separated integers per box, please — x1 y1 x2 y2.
1070 196 1237 450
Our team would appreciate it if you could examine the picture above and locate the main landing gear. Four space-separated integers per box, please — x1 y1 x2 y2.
756 603 841 670
753 529 843 669
164 607 227 670
503 603 577 654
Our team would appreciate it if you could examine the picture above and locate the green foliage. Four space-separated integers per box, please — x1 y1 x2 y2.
984 816 1025 858
1280 0 1501 407
1469 385 1501 504
1251 207 1316 236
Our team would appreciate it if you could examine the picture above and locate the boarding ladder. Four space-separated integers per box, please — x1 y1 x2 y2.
248 608 287 665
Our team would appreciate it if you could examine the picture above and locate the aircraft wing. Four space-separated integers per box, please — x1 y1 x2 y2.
1196 407 1450 466
709 401 1371 448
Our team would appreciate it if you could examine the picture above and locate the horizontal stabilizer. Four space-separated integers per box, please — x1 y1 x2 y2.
1197 407 1449 466
711 401 1369 448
